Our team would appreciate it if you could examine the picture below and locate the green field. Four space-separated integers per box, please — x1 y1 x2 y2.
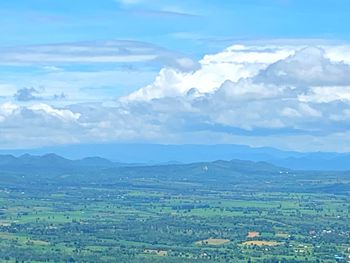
0 160 349 262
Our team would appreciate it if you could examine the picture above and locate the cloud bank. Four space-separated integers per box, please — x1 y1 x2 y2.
0 40 198 71
1 43 350 151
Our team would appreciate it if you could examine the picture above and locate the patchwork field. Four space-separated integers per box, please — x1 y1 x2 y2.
0 160 349 262
247 232 260 238
196 238 231 246
242 241 281 247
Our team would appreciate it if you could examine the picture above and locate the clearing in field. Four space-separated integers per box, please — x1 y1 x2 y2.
29 240 50 246
144 249 168 256
196 238 230 246
247 231 260 238
242 241 281 247
275 232 290 238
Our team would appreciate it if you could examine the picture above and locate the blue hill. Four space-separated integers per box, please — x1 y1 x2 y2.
0 144 349 171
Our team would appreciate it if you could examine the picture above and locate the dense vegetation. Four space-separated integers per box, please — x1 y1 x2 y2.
0 155 349 262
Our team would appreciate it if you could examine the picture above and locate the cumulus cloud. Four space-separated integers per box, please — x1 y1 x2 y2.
0 102 82 148
255 47 350 86
1 43 350 151
28 103 80 122
0 102 80 124
109 44 350 150
123 45 295 101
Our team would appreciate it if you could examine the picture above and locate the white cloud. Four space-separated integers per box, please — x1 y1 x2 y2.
124 45 350 103
117 43 350 150
0 41 197 71
124 46 289 101
299 86 350 103
0 102 19 122
28 103 81 122
1 43 350 151
256 47 350 86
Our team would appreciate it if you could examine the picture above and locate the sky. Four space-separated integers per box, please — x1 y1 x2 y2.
1 0 350 151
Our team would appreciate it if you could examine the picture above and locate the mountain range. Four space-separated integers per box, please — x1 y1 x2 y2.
0 144 349 171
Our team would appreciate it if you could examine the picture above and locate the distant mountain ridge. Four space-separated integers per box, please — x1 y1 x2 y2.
0 154 291 186
0 144 349 171
0 153 348 195
0 153 118 173
0 153 283 171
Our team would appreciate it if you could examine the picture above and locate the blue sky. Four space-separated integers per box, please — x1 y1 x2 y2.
1 0 350 52
1 0 350 151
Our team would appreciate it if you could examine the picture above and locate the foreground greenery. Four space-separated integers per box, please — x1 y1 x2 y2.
0 158 349 262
